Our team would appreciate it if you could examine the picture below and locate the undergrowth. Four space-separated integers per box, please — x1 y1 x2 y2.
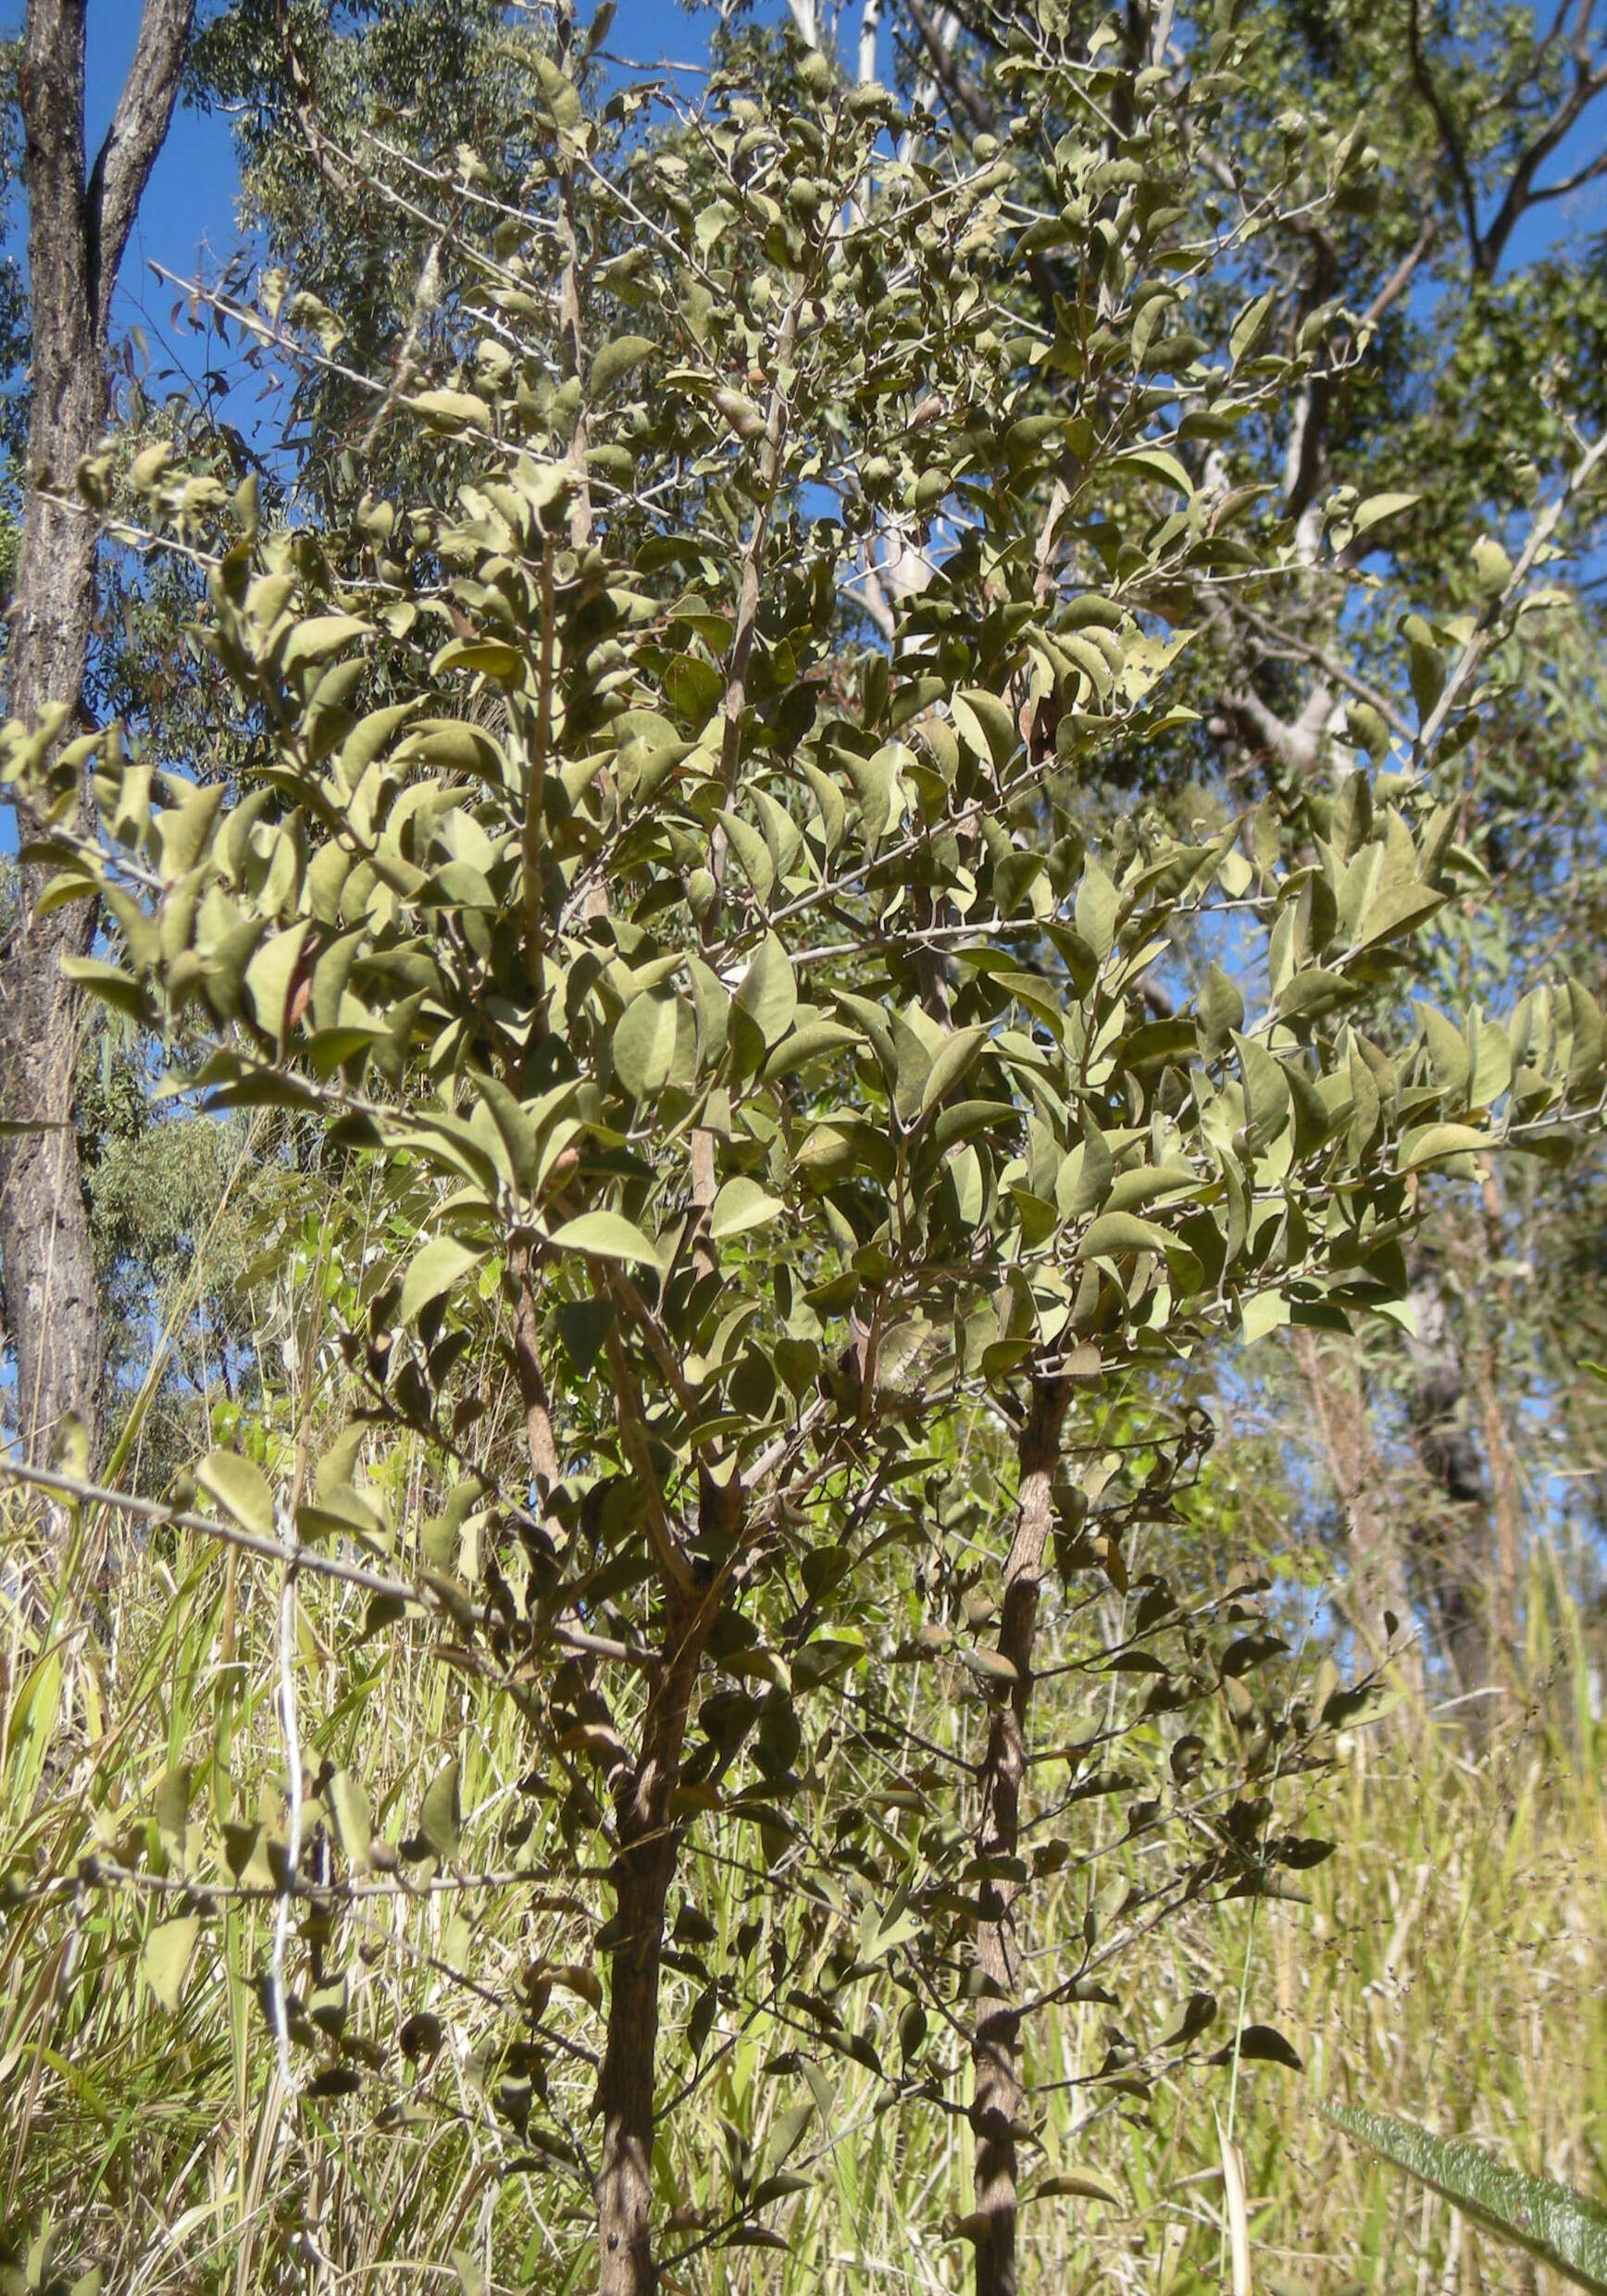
4 1482 1603 2296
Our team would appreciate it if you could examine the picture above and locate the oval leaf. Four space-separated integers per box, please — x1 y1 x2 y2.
400 1236 486 1325
710 1176 785 1241
734 932 798 1049
1078 1211 1176 1260
614 987 682 1101
197 1450 275 1538
143 1915 200 2012
549 1211 659 1266
417 1758 462 1861
590 334 656 394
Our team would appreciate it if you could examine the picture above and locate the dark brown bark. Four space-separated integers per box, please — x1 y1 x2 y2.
970 1375 1070 2296
0 0 193 1468
594 1586 716 2296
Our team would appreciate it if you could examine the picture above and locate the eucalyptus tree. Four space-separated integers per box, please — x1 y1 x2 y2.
0 0 195 1471
6 8 1603 2296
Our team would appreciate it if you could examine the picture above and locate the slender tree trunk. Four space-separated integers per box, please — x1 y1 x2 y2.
0 0 193 1470
1474 1177 1524 1676
1291 1327 1420 1696
1405 1272 1492 1725
1472 1340 1522 1669
971 1375 1070 2296
594 1586 714 2296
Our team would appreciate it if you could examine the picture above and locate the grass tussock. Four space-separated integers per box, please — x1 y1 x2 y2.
2 1485 1603 2296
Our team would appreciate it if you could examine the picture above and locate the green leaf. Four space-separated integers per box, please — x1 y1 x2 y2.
1240 1291 1290 1344
1467 1015 1511 1109
1327 2108 1607 2295
1118 445 1193 494
155 779 224 876
920 1026 990 1114
392 719 508 785
710 1177 785 1241
734 932 797 1048
532 51 582 127
549 1211 659 1266
1417 1004 1472 1098
1058 1124 1114 1219
408 387 492 433
197 1450 275 1538
666 654 724 724
717 809 775 902
1226 2023 1302 2069
590 335 656 394
834 743 896 842
615 987 683 1100
1229 288 1276 366
556 1296 615 1374
1078 1211 1175 1259
801 756 845 856
432 637 524 682
244 923 312 1041
952 689 1017 769
329 1771 373 1871
891 1015 934 1123
281 614 370 672
759 1020 863 1083
1400 1122 1488 1171
143 1916 200 2012
1233 1033 1292 1152
417 1759 463 1861
1567 977 1605 1088
1352 492 1420 536
1033 2169 1124 2205
1199 962 1244 1057
1472 534 1514 596
400 1236 485 1324
1075 862 1118 960
1402 614 1445 719
1354 881 1443 952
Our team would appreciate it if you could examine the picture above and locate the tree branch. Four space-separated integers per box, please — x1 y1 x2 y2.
1406 0 1481 273
85 0 195 331
903 0 994 134
1359 213 1438 330
1415 421 1607 760
1479 36 1607 274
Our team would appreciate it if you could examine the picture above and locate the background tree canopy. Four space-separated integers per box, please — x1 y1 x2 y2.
2 2 1606 2293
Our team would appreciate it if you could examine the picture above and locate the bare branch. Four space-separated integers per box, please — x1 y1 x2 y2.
1520 140 1607 205
1359 213 1438 330
86 0 195 330
1407 0 1482 272
1480 42 1607 273
903 0 995 134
